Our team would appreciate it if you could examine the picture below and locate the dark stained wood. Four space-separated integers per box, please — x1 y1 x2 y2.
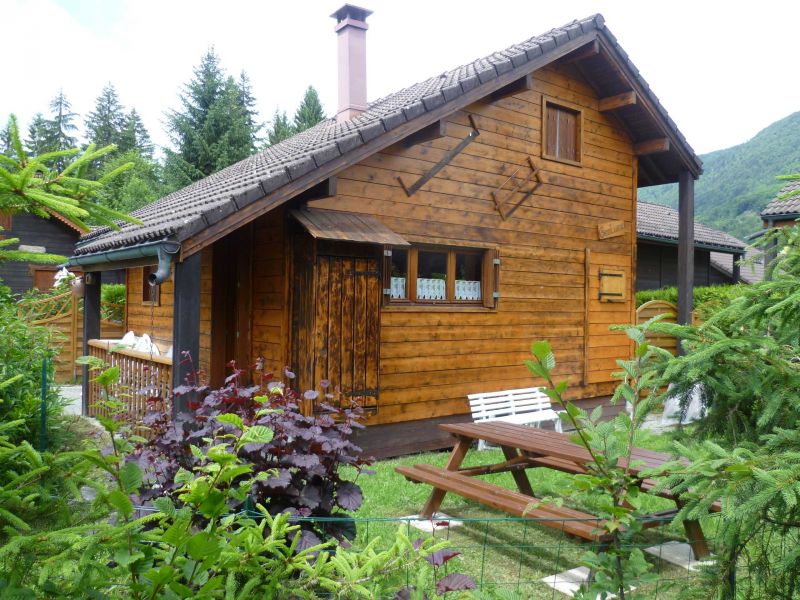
289 230 317 398
634 138 670 156
677 170 695 330
562 39 600 63
598 91 637 112
82 271 102 414
402 120 446 147
491 74 533 101
172 252 202 414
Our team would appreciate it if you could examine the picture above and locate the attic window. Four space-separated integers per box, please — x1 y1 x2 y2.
542 98 582 165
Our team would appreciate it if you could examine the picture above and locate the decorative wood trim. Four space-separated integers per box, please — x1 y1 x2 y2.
598 91 637 112
597 220 626 240
583 248 590 387
397 115 480 197
634 138 670 156
490 156 541 220
178 32 599 258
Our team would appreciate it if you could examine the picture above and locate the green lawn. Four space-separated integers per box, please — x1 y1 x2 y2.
342 427 716 598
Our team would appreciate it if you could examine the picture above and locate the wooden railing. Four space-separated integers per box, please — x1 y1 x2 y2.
87 339 172 424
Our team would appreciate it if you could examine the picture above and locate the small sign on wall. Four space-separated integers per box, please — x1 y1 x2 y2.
598 220 625 240
599 269 626 302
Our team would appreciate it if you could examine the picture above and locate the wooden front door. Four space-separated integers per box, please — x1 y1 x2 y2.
312 253 380 413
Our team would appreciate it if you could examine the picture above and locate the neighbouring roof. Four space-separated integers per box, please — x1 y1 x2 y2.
75 14 702 258
291 207 409 246
637 202 746 253
760 180 800 218
710 249 764 284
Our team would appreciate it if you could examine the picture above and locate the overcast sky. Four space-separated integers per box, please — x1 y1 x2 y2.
3 0 798 156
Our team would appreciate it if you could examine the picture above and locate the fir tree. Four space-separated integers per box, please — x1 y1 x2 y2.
25 113 51 156
237 71 261 147
118 109 153 157
266 109 294 146
165 48 259 185
85 83 126 149
45 90 78 153
293 85 326 133
95 150 164 213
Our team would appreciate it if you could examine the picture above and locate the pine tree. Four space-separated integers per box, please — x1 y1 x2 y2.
266 109 294 146
44 90 78 170
85 83 126 149
25 113 51 156
165 48 259 185
118 109 153 157
293 86 326 133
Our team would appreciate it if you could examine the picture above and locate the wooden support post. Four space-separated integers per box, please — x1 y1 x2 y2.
732 253 741 284
677 170 695 340
172 252 202 416
82 271 102 415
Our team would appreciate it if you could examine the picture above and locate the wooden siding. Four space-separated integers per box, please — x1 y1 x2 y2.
308 62 637 426
252 208 288 378
636 242 729 290
0 213 80 295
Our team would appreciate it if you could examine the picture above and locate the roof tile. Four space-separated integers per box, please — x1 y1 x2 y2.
637 202 745 252
761 180 800 217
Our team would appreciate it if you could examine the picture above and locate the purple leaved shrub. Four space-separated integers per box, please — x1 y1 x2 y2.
134 357 373 545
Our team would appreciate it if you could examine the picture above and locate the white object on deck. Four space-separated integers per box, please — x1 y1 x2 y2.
468 387 563 450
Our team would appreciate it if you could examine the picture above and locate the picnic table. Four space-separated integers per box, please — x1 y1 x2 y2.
396 421 715 559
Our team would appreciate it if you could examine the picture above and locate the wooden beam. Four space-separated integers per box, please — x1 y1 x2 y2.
598 91 637 112
634 138 670 156
491 74 533 100
402 120 446 147
563 39 600 63
171 252 202 414
179 31 599 257
295 177 337 201
677 170 695 336
81 271 101 414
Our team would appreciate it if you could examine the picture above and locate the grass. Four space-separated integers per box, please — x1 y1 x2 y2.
341 426 716 598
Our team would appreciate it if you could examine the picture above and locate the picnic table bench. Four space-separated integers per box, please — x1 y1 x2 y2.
396 421 718 558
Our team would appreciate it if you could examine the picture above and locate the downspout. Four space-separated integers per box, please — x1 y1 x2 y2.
148 243 181 285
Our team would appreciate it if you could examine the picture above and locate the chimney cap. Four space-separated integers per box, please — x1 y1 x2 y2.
330 4 373 23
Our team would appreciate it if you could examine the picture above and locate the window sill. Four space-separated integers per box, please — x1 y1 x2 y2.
383 303 496 313
542 153 582 168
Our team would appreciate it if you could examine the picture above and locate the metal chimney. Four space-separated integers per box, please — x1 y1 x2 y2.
331 4 372 123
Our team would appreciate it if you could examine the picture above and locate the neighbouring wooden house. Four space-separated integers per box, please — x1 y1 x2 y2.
0 211 83 294
70 7 702 456
636 202 751 290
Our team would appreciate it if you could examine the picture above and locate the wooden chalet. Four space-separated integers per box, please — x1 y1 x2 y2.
0 212 82 294
70 7 702 457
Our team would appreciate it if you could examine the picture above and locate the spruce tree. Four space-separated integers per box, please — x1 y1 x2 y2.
85 83 126 149
44 90 78 163
118 109 153 157
237 71 261 147
266 109 294 146
165 48 258 186
25 114 51 156
293 86 326 133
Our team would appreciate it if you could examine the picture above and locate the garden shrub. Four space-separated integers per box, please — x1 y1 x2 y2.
635 283 748 316
101 283 125 322
0 301 63 445
136 361 373 547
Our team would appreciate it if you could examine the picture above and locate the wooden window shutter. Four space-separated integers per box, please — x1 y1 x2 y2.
483 248 499 308
545 105 559 157
598 268 626 302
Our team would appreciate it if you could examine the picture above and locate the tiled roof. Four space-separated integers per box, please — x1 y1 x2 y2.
761 180 800 218
76 14 700 256
637 202 745 252
709 249 764 284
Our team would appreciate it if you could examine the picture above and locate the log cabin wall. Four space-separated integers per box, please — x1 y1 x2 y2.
308 62 637 426
123 247 213 375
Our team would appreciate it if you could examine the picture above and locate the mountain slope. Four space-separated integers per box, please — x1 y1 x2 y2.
639 111 800 239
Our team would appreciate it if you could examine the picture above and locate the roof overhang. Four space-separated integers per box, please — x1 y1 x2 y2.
637 234 744 255
291 207 409 246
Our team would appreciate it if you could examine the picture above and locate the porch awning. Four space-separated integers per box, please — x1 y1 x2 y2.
291 207 409 246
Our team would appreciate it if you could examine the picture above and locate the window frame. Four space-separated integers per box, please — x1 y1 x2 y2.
141 265 160 306
541 96 583 167
384 244 498 309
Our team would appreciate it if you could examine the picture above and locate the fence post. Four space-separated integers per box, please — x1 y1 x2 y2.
39 357 48 451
